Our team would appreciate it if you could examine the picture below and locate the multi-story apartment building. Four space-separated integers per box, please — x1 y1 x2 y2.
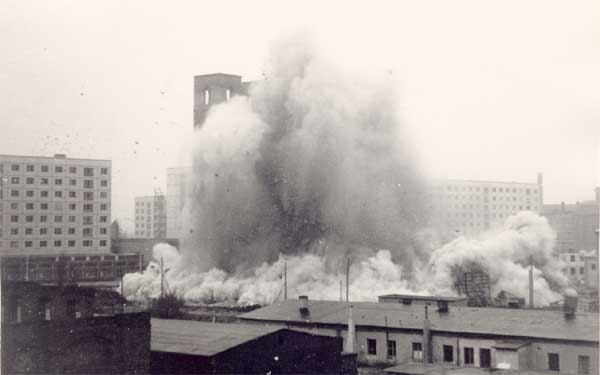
134 194 166 238
165 167 190 239
0 154 111 255
542 188 599 253
426 174 543 236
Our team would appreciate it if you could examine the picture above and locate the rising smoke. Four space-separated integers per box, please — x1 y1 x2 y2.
123 36 568 307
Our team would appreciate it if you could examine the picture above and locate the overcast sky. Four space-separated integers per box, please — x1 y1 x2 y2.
1 0 599 230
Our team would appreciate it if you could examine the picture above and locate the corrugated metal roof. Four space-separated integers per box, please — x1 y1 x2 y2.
239 300 599 343
151 319 282 356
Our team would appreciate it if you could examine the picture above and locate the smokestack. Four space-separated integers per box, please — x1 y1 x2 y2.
529 264 534 308
345 305 355 353
423 306 432 364
563 292 578 320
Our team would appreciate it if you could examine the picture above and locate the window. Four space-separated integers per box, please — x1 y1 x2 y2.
41 191 49 197
54 215 63 223
70 179 76 186
69 166 77 173
41 165 49 172
26 177 34 184
68 190 76 198
84 192 94 200
41 178 48 185
412 343 423 361
11 164 19 171
40 240 47 247
10 202 18 210
592 264 597 271
101 167 108 175
40 216 47 223
100 192 108 199
580 267 584 275
226 88 231 101
25 241 32 248
83 240 92 247
83 203 93 212
10 215 18 223
54 228 62 235
55 178 62 185
41 203 48 210
204 89 210 105
68 228 76 234
68 240 76 247
100 240 107 247
100 227 107 235
578 355 590 374
69 203 76 210
367 339 377 355
54 191 63 198
84 167 94 176
443 345 454 362
10 228 19 235
54 240 62 247
570 268 576 275
83 228 92 237
55 166 63 173
25 228 33 235
26 164 34 172
99 216 107 223
25 215 33 223
100 179 108 187
100 204 107 211
84 180 94 188
11 177 19 184
480 349 491 368
26 190 34 197
548 353 560 371
571 255 576 262
68 216 76 223
83 216 93 225
10 190 19 197
387 340 396 358
10 241 18 248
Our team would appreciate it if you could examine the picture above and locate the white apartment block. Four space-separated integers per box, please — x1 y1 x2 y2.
0 154 111 255
166 167 190 239
427 174 543 236
134 195 166 238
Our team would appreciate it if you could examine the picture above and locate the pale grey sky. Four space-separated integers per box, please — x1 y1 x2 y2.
1 0 599 231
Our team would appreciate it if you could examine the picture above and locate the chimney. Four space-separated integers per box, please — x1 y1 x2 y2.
423 306 433 364
299 296 310 319
564 294 578 320
529 264 534 308
345 305 356 353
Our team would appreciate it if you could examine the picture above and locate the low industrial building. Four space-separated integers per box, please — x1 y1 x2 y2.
378 294 468 307
150 318 345 374
1 281 150 373
239 298 599 374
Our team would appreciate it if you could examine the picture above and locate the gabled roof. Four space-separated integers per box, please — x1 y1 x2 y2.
151 319 282 356
239 299 599 343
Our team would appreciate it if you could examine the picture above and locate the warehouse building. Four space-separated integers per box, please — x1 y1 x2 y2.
150 318 345 374
239 298 598 374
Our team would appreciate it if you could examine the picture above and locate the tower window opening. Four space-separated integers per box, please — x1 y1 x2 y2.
226 89 231 101
204 89 210 105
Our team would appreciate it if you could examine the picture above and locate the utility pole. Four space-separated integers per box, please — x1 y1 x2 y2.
346 258 350 302
284 262 287 300
160 256 164 298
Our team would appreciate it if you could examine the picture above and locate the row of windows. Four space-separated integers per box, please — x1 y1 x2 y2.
4 164 108 175
5 190 109 199
438 185 538 194
438 195 536 203
364 339 588 373
0 226 108 237
135 201 153 207
5 178 107 187
3 215 108 224
438 205 536 211
135 209 153 214
3 202 108 211
0 239 107 248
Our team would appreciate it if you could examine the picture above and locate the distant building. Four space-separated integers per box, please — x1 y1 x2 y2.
1 281 150 374
542 189 599 253
378 294 468 308
0 154 112 255
151 318 344 374
559 250 599 289
166 167 190 239
111 238 179 267
193 73 254 128
240 297 598 373
426 174 543 236
134 194 167 238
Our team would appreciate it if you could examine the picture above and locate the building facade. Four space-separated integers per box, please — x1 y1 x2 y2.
134 194 167 238
426 174 543 236
193 73 253 128
542 189 599 253
166 167 190 239
240 298 599 374
0 154 111 255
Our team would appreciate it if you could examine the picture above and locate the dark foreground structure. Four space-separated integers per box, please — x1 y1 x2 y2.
1 281 150 374
151 318 345 374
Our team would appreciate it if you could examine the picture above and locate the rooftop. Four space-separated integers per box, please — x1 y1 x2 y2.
239 299 599 343
0 154 111 162
384 362 574 375
151 319 282 356
379 294 467 302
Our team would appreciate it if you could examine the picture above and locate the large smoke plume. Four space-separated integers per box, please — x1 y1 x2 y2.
123 36 569 307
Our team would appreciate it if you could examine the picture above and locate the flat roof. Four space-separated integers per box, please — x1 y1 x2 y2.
429 178 539 186
379 294 467 302
239 300 599 343
151 319 282 356
0 154 111 162
384 362 572 374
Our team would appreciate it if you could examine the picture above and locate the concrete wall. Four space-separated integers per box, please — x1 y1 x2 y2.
523 341 598 374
